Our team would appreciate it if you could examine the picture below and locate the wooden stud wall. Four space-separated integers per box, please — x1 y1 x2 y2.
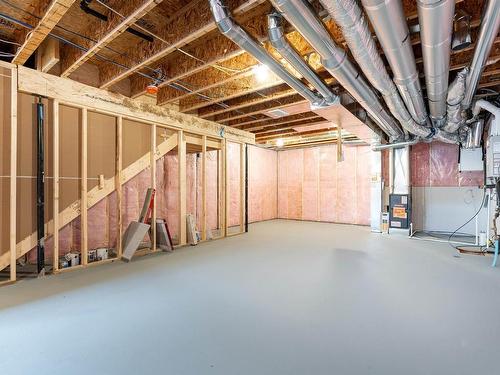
1 63 251 283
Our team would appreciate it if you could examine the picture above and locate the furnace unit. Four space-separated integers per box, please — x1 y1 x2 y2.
389 194 411 229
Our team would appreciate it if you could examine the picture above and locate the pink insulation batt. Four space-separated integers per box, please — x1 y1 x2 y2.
248 145 278 222
410 141 483 187
278 145 372 226
227 142 241 227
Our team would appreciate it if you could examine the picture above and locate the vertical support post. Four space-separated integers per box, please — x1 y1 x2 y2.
240 143 245 233
178 130 186 246
201 136 207 241
9 68 17 282
245 143 249 233
52 100 59 271
151 124 157 250
217 147 223 233
81 108 88 265
223 139 228 237
116 116 123 257
36 98 45 275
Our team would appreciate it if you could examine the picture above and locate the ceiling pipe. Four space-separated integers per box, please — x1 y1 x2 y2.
318 0 431 140
372 139 418 151
361 0 429 127
270 0 404 141
267 13 337 105
442 67 468 133
462 0 500 109
417 0 455 126
208 0 325 106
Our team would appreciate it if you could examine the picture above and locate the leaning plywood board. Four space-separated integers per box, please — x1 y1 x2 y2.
121 221 151 261
17 66 255 144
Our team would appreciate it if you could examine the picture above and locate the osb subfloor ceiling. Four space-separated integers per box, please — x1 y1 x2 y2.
0 0 498 147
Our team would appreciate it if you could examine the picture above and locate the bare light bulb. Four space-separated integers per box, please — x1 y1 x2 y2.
253 64 270 82
276 138 284 147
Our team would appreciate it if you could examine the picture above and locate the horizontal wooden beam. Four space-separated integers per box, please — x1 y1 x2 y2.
16 65 255 143
179 72 283 112
240 112 322 131
12 0 76 65
198 84 294 118
99 0 265 89
61 0 162 77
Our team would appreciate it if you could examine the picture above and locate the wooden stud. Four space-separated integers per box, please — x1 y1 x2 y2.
223 139 229 237
240 143 245 233
217 147 223 235
0 122 179 272
151 124 157 250
178 131 187 246
116 116 123 257
52 99 59 272
9 67 17 282
201 136 207 241
81 108 88 265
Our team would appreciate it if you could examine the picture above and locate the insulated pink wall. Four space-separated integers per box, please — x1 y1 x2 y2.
410 142 483 187
227 142 241 227
278 145 371 226
248 145 278 223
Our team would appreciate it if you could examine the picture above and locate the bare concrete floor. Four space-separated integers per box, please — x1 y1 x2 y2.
1 220 500 375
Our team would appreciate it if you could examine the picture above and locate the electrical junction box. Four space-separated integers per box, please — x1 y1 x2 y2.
389 194 411 229
486 135 500 178
459 147 483 172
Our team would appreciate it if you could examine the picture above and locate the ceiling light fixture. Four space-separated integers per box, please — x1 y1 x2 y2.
146 68 165 95
253 64 270 82
276 138 285 147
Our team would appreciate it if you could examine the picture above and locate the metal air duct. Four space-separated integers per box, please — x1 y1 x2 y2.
462 0 500 109
417 0 455 125
208 0 324 106
270 0 404 141
267 13 337 104
318 0 433 139
442 67 468 133
361 0 429 126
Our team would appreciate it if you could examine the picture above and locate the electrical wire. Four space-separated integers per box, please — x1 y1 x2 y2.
448 187 487 251
94 0 243 75
0 37 20 45
0 11 253 115
0 1 264 119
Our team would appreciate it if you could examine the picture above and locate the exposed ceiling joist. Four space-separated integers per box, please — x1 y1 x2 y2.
156 0 473 108
98 0 265 89
198 84 295 118
60 0 162 77
12 0 76 65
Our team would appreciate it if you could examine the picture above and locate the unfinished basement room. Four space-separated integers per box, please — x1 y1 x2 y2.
1 0 500 374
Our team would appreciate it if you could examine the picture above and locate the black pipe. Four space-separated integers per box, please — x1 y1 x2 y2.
36 98 45 275
245 144 248 233
80 0 153 42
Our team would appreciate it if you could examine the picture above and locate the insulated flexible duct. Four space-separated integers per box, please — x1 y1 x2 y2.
270 0 404 141
442 68 468 133
267 13 337 104
417 0 455 124
462 0 500 109
361 0 429 126
208 0 324 105
318 0 432 139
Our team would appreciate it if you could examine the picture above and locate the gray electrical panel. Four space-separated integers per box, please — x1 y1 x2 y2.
486 135 500 178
